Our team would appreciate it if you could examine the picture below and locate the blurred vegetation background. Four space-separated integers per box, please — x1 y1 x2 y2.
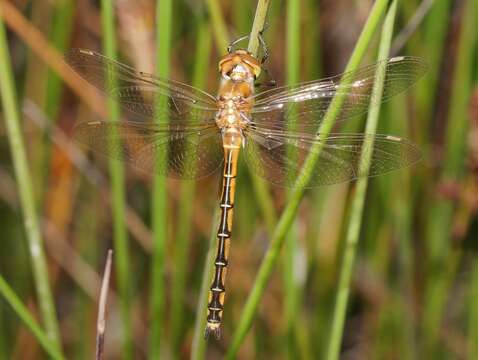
0 0 477 359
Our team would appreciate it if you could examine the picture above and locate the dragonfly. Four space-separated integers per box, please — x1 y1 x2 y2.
65 47 426 339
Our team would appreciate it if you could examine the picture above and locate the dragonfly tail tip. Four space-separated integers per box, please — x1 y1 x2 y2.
204 323 221 340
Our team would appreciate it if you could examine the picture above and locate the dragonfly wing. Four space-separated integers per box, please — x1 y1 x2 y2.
66 49 218 125
250 57 427 133
75 120 223 179
243 129 421 187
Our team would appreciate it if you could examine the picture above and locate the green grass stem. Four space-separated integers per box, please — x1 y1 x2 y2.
0 275 64 360
247 0 272 56
206 0 278 237
100 1 133 358
206 0 229 53
250 177 277 234
225 0 390 357
45 0 74 120
383 96 416 358
0 9 62 354
23 1 52 204
305 2 325 350
441 0 477 181
190 207 220 360
149 0 173 357
246 0 278 236
284 0 301 356
469 260 478 358
422 0 477 354
0 309 5 359
170 19 212 352
233 0 252 35
325 2 398 358
304 0 322 79
204 2 271 245
73 184 101 360
417 0 452 126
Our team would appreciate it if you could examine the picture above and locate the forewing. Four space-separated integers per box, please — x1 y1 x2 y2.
250 57 427 133
243 129 421 187
66 49 218 124
75 120 223 179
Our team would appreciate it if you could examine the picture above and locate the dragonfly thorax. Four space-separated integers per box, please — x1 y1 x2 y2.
216 54 255 130
216 94 250 130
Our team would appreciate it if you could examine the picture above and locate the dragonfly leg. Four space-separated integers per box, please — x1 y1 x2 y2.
255 66 277 88
257 27 270 64
255 26 277 87
227 34 250 54
228 24 270 65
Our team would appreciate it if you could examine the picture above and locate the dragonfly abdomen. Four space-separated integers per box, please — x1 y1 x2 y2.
205 128 242 339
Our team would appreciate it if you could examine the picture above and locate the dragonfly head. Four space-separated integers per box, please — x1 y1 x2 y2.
218 50 261 82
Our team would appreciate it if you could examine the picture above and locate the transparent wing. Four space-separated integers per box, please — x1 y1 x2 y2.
75 120 223 179
250 57 427 133
66 49 218 124
243 129 421 187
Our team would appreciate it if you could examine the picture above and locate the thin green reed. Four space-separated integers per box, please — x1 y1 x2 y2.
402 0 451 355
0 275 64 360
246 0 278 236
286 0 300 100
207 0 278 237
469 33 478 360
325 1 398 358
35 0 73 221
207 0 229 52
423 0 477 355
100 1 133 358
233 0 253 35
247 69 278 238
416 0 452 126
303 0 322 81
284 0 301 357
469 261 478 358
247 0 272 56
23 2 51 203
226 0 390 357
150 0 172 357
0 308 5 358
73 185 101 360
170 18 212 352
0 8 63 355
191 209 220 360
45 0 74 120
303 1 325 352
209 0 279 236
378 96 416 358
251 178 277 234
441 0 477 181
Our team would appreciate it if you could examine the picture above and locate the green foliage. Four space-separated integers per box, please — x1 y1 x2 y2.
100 1 133 358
